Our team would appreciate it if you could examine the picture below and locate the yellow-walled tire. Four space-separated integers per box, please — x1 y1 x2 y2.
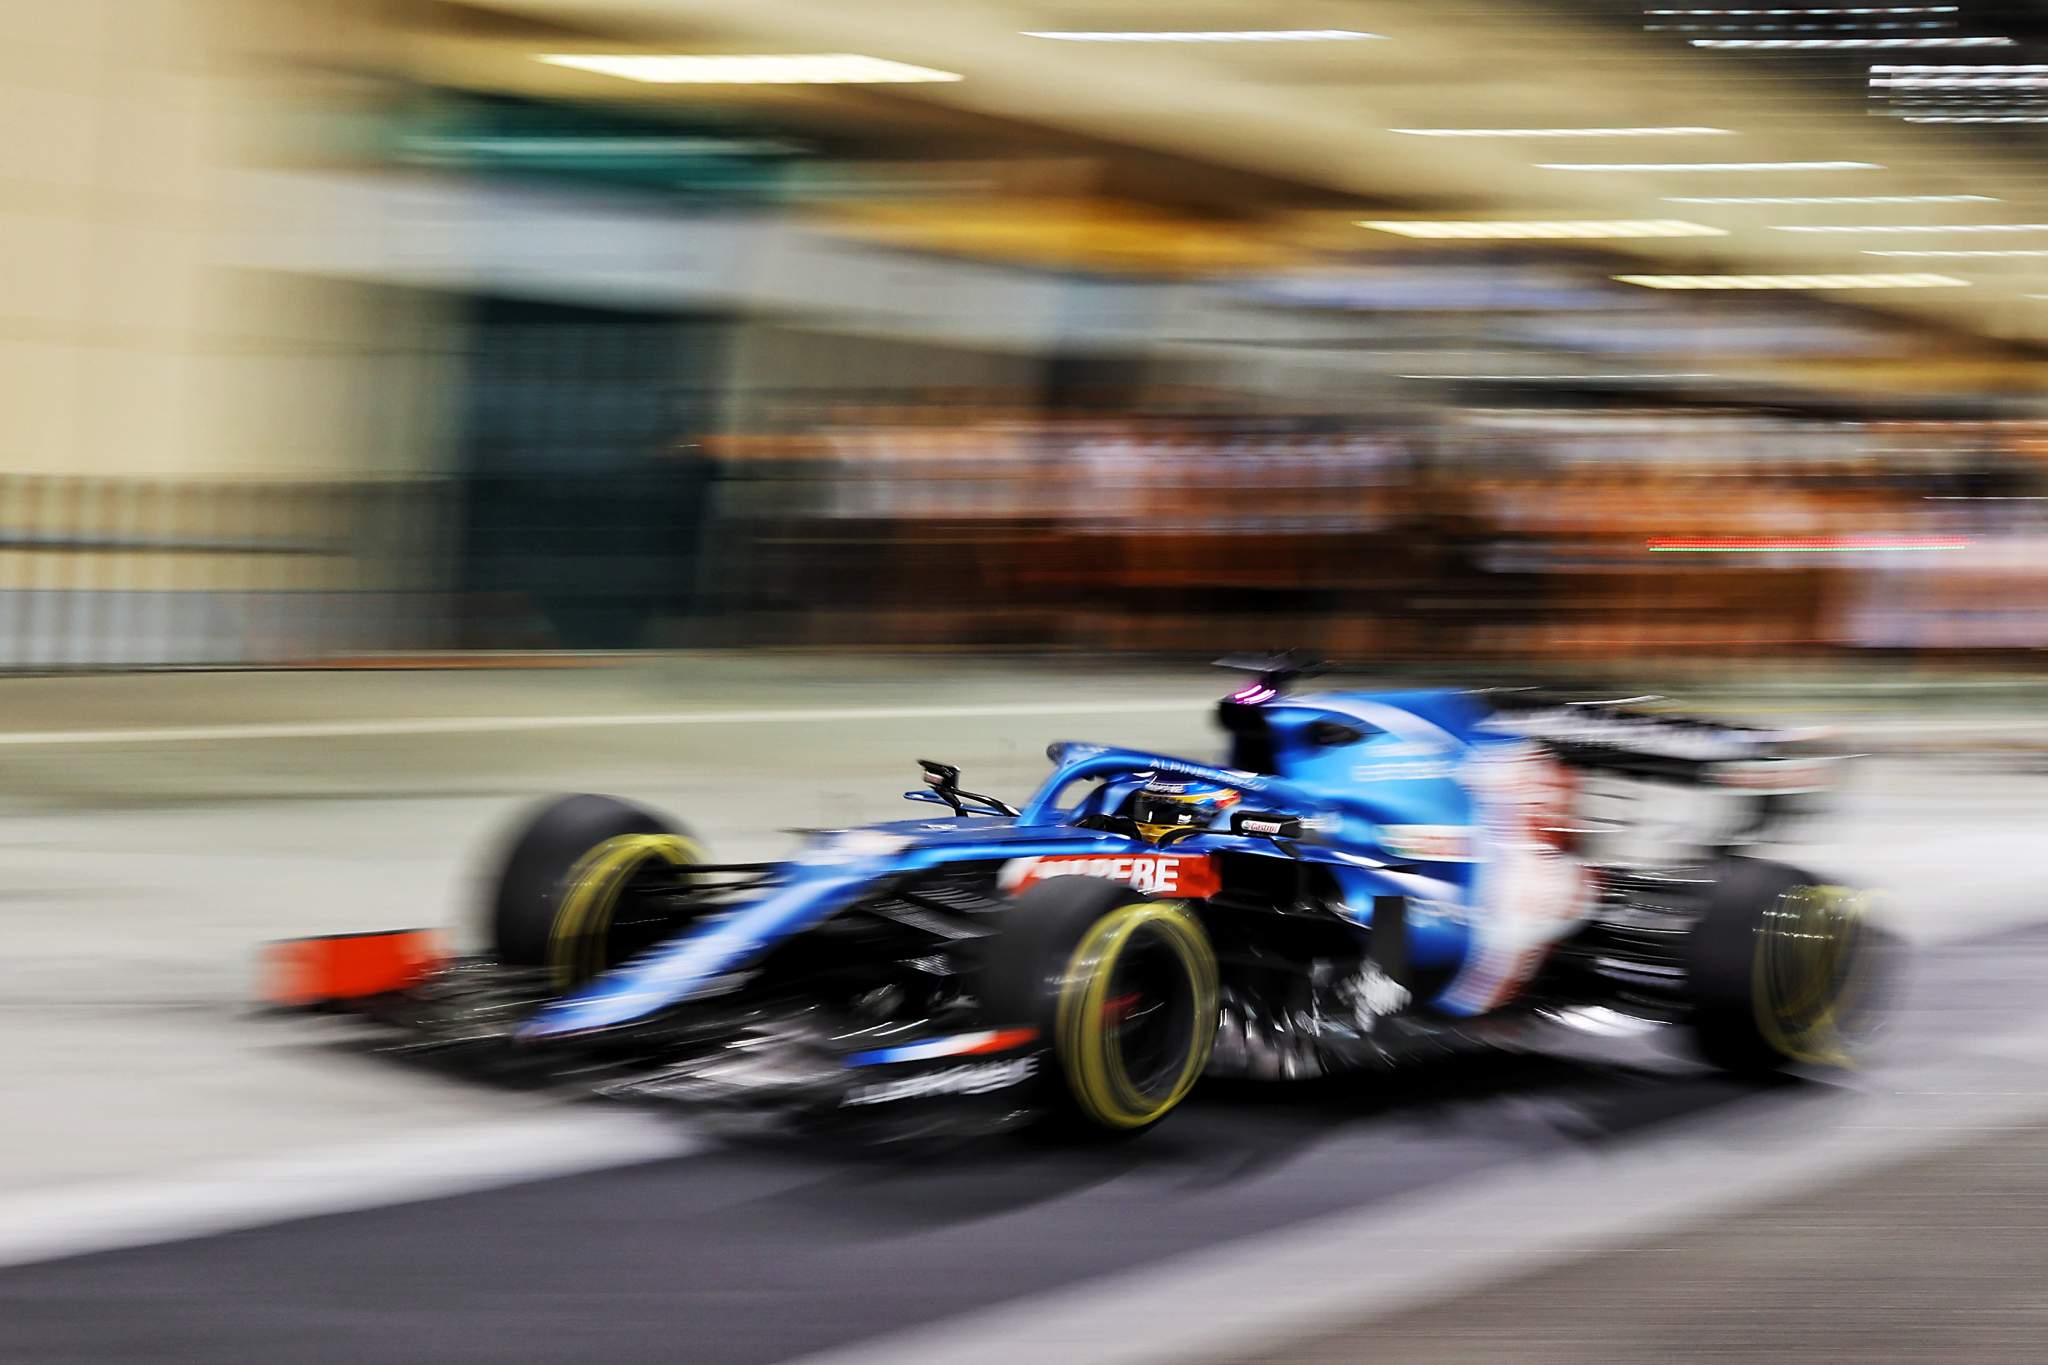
485 794 706 991
980 876 1219 1135
1686 856 1876 1073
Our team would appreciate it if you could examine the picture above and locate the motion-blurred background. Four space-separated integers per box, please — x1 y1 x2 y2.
6 0 2047 670
8 7 2048 1365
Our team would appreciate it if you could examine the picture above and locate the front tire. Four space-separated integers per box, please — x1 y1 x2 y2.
1686 855 1872 1073
485 794 705 991
980 877 1219 1135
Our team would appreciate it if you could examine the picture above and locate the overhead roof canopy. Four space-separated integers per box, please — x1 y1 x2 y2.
422 0 2047 352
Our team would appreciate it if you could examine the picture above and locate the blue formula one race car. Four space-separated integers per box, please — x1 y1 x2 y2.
267 658 1876 1140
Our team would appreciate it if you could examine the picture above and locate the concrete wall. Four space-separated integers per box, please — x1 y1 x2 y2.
0 1 456 484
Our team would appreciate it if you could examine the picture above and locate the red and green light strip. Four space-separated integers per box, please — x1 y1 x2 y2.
1647 535 1972 554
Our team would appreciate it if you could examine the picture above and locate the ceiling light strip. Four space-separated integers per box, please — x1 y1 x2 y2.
1358 219 1725 239
1650 5 1957 13
537 54 963 83
1612 272 1968 289
1540 161 1882 171
1773 223 2048 233
1691 36 2013 47
1665 194 1996 204
1403 372 1715 381
1389 126 1731 138
1873 73 2048 87
1019 30 1385 43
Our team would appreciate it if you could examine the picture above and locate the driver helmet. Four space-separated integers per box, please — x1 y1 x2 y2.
1130 775 1241 844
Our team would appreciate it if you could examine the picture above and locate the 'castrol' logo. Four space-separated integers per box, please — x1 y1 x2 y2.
998 854 1221 899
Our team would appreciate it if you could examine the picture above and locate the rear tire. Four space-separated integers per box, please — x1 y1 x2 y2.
1686 855 1871 1073
486 794 704 990
980 877 1219 1135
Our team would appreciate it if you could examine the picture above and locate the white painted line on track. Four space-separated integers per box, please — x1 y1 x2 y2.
0 699 2027 751
0 699 1205 749
0 1112 701 1269
1851 717 2048 735
788 1017 2048 1365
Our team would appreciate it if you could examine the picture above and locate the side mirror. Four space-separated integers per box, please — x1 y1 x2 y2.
919 759 965 816
913 759 1020 820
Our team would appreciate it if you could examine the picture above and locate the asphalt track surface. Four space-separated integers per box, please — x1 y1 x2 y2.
5 926 2043 1365
2 660 2046 1364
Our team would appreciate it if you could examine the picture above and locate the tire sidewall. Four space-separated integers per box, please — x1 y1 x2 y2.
487 794 681 970
980 875 1218 1133
1686 854 1861 1073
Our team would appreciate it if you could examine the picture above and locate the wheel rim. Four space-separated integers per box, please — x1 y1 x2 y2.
549 833 703 990
1752 883 1869 1066
1057 903 1218 1129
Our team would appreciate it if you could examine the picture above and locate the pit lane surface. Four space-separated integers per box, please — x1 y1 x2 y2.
1 661 2045 1363
4 926 2044 1365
